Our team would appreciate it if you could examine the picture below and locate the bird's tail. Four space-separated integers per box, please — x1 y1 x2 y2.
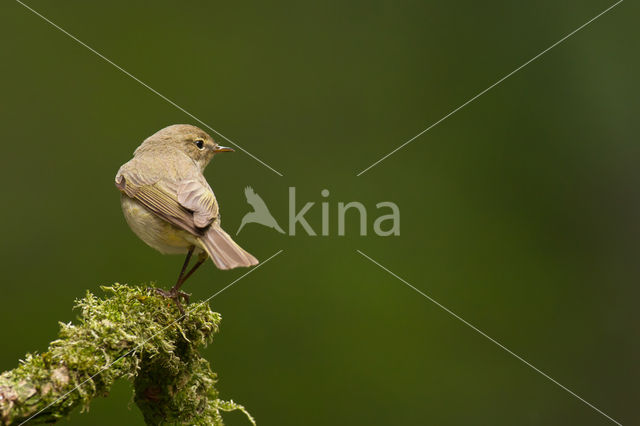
199 225 259 270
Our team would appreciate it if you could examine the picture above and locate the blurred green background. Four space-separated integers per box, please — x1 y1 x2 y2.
1 1 637 425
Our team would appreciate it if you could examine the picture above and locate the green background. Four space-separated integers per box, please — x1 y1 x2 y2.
1 1 637 425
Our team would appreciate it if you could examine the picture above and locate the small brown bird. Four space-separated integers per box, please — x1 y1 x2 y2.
115 124 258 310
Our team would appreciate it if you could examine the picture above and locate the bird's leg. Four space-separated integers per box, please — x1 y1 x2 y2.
172 252 207 298
158 251 207 313
175 246 194 285
154 247 197 314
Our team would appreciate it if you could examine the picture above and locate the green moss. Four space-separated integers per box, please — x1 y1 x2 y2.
0 284 255 425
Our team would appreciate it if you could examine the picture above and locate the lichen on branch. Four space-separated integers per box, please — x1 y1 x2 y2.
0 284 255 426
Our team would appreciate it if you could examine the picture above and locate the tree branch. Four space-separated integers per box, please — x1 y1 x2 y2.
0 284 255 425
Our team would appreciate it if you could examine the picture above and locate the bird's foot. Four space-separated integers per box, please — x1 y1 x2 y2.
151 287 191 315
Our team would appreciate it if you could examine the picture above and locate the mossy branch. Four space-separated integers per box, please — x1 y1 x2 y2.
0 284 255 426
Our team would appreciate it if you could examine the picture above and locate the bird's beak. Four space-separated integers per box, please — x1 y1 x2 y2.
213 146 234 153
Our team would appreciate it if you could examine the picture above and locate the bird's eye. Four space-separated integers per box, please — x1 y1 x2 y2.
194 140 205 150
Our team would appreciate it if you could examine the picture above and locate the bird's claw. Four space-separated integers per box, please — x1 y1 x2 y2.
150 287 191 315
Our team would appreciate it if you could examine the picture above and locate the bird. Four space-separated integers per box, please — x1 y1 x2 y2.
236 186 285 235
115 124 258 311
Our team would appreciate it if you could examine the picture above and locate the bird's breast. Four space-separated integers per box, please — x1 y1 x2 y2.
120 195 197 255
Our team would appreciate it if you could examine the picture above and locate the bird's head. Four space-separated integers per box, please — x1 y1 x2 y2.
137 124 234 170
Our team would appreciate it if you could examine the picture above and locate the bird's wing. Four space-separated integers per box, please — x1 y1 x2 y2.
116 170 217 235
177 178 218 228
244 186 270 212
